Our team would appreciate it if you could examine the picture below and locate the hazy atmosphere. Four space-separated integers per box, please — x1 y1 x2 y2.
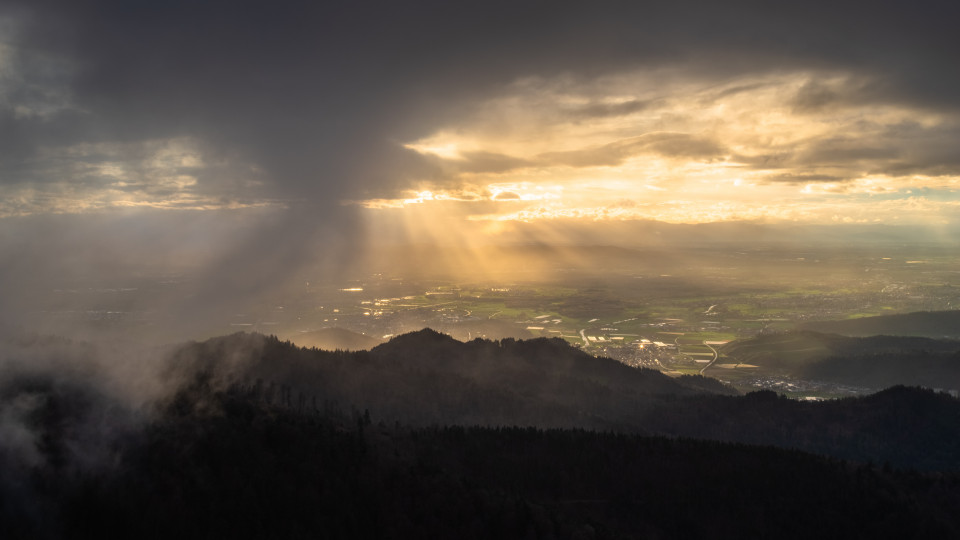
2 0 960 340
3 3 960 537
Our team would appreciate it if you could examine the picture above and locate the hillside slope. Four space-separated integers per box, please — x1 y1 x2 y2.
4 329 960 538
800 310 960 338
6 391 955 540
167 329 733 431
160 330 960 470
721 331 960 390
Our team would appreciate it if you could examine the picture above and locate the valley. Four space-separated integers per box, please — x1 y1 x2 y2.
16 243 960 398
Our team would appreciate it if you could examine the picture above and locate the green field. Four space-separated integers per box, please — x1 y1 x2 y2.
318 245 960 396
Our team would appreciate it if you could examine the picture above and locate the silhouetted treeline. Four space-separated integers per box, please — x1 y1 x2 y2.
163 329 734 432
5 329 960 538
641 386 960 471
5 380 960 539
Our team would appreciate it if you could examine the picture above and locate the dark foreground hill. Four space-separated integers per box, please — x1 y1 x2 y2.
644 385 960 471
4 381 960 540
4 330 960 538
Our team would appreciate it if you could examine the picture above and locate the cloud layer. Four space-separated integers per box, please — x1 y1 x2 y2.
1 0 959 337
0 0 957 214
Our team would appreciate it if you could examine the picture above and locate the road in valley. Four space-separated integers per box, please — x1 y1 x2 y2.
699 341 719 375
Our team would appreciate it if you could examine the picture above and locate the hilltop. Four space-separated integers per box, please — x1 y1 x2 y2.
167 329 733 430
157 329 960 470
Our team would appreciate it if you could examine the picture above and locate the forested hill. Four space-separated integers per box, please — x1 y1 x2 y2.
720 331 960 390
166 329 733 431
721 331 960 369
5 330 960 538
800 310 960 338
7 381 960 539
160 330 960 471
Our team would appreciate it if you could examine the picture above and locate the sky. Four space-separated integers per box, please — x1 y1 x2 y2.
1 0 959 328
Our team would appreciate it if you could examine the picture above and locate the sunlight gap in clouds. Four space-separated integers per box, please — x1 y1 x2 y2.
362 70 960 229
4 57 959 232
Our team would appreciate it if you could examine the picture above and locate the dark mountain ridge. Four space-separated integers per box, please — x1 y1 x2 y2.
721 330 960 390
165 329 732 431
643 385 960 471
800 310 960 338
4 329 960 538
159 329 960 471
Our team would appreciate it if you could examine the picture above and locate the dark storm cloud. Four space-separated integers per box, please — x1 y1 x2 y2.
736 119 960 180
1 0 959 340
2 0 959 200
869 122 960 177
799 140 899 165
563 99 653 120
455 151 533 174
700 81 770 103
790 81 844 114
539 133 727 167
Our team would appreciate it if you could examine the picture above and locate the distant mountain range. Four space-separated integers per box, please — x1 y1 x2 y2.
800 309 960 338
722 330 960 391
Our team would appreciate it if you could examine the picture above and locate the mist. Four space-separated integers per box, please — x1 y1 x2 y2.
4 1 960 536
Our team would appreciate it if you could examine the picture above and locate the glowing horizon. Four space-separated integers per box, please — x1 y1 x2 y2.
357 71 960 230
3 0 960 320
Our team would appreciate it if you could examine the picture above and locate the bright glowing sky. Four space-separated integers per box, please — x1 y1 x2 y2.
2 2 959 232
1 0 959 302
366 70 960 227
